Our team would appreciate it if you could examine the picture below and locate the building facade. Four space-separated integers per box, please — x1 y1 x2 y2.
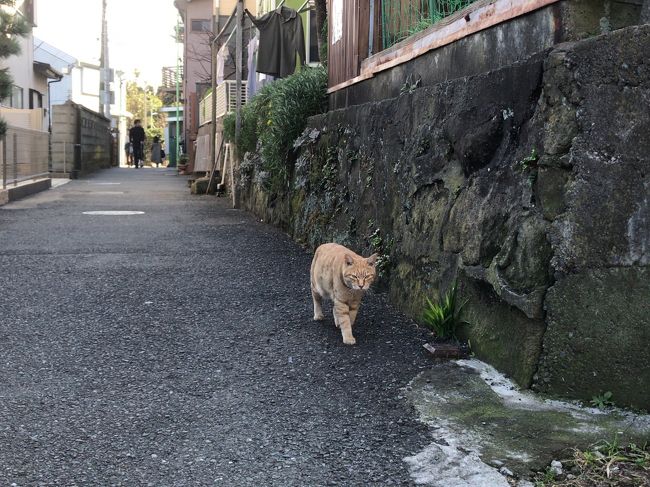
174 0 257 171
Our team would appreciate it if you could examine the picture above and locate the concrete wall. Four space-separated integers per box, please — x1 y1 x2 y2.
51 101 111 177
331 0 643 110
236 23 650 409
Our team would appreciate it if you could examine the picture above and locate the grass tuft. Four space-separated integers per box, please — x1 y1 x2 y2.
533 436 650 486
421 280 468 340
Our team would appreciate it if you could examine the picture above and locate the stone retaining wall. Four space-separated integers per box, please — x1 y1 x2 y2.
238 25 650 409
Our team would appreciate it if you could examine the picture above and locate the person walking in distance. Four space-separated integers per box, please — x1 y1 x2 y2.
124 140 133 167
129 119 146 168
151 136 163 168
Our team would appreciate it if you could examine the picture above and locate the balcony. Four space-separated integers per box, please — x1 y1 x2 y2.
199 81 248 126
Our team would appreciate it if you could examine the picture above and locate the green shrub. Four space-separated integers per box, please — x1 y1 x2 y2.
224 66 328 192
422 280 468 340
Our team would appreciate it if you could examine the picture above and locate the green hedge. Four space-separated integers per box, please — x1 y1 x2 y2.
224 66 328 191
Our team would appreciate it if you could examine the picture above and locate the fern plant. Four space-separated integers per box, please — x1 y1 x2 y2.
422 280 468 340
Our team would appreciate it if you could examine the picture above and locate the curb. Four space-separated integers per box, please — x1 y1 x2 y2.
0 178 52 206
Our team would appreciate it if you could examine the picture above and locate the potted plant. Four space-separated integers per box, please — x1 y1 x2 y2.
177 154 189 174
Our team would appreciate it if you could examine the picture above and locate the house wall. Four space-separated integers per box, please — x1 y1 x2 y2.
221 0 257 15
2 36 35 107
176 0 211 171
33 40 77 106
236 23 650 410
0 3 50 137
70 65 101 114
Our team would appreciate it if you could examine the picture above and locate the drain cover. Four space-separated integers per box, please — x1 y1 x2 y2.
82 211 144 215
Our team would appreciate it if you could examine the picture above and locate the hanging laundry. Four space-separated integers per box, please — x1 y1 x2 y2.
247 6 305 79
216 44 229 84
258 73 276 90
247 35 259 97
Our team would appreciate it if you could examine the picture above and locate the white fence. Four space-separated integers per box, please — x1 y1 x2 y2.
1 125 49 189
199 81 248 126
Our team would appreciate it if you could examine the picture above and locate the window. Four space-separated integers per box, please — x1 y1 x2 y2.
191 19 211 32
4 85 25 108
29 89 43 109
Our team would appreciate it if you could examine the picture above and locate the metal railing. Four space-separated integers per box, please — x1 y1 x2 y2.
380 0 479 49
1 125 49 189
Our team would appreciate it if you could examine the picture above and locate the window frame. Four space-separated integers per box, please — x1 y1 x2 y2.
191 19 212 33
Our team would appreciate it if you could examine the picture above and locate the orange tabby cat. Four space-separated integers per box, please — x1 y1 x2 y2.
310 243 378 345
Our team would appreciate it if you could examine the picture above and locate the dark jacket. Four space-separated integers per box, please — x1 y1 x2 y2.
250 7 305 78
129 125 145 145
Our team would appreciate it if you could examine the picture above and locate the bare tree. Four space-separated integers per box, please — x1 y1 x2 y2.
186 31 214 84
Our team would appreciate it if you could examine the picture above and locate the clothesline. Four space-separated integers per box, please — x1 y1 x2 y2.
245 1 313 21
220 23 255 50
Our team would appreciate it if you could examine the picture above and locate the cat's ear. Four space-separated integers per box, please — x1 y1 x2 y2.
344 254 355 266
366 253 379 266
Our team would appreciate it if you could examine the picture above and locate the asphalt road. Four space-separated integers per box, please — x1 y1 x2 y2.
0 168 434 486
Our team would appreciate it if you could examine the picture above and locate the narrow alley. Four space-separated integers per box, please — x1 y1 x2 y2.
0 168 433 485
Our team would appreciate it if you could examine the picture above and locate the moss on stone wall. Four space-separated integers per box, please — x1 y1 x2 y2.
237 25 650 409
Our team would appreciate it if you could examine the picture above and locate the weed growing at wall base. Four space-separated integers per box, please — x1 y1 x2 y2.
422 280 469 340
533 435 650 486
590 391 615 409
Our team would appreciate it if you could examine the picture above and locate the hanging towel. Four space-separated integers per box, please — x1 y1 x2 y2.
216 45 229 84
248 6 305 78
247 35 259 97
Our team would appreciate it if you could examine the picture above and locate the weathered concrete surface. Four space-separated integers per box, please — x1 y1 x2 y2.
406 359 650 484
190 176 214 195
533 26 650 406
0 178 52 204
537 268 650 409
330 0 643 110
238 25 650 409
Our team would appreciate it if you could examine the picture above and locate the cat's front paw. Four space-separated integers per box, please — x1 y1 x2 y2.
342 336 357 345
313 313 324 321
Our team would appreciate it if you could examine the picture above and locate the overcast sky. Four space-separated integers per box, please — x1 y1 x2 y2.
34 0 180 88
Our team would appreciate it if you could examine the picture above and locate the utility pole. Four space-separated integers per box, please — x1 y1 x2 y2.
209 1 218 171
175 15 181 166
235 0 242 144
234 0 243 207
100 0 111 120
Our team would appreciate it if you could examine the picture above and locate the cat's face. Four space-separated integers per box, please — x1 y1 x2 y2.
342 254 378 291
